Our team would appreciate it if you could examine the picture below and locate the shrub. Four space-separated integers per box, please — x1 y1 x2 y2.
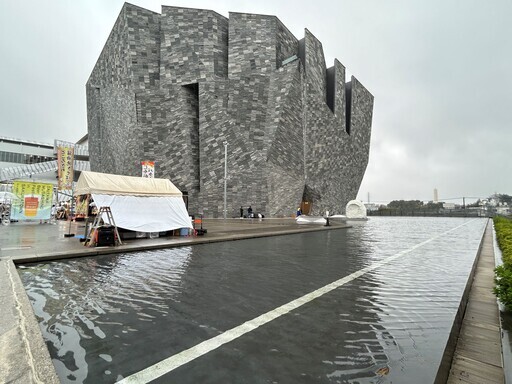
494 216 512 310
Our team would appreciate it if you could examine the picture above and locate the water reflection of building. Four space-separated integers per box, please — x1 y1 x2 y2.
20 248 192 383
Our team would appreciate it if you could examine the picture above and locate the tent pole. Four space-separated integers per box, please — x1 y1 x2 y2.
223 141 228 219
64 184 75 237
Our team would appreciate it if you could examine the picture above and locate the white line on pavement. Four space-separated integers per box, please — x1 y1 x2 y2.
118 219 479 384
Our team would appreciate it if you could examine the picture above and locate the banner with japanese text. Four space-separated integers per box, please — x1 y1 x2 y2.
10 181 53 220
58 146 74 189
141 161 155 178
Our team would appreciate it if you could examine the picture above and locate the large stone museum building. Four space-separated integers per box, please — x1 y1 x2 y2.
87 3 373 217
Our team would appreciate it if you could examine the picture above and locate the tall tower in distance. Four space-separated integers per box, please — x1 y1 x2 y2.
434 188 439 203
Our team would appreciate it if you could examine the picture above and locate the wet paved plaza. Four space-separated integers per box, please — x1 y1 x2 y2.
17 217 487 383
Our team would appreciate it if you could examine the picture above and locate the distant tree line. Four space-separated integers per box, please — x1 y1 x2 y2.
370 194 512 217
370 199 483 217
468 193 512 208
493 194 512 205
381 200 443 212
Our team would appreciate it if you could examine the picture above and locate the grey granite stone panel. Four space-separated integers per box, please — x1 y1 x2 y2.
304 29 326 96
197 81 235 216
301 29 371 215
334 59 346 130
276 19 299 68
125 5 161 90
96 87 140 176
349 76 373 168
266 67 305 216
160 6 228 86
132 86 200 208
228 13 278 77
88 4 160 90
88 5 132 89
267 162 305 217
226 75 268 215
86 85 101 171
266 66 304 176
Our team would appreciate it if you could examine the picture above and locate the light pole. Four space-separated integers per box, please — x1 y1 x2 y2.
223 141 228 219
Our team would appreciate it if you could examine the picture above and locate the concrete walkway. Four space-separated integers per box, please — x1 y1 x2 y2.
447 220 505 383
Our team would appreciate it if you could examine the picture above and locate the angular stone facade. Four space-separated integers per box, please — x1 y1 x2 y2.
87 4 373 218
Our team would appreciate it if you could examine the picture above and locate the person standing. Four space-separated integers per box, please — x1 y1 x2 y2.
248 205 253 218
240 206 244 218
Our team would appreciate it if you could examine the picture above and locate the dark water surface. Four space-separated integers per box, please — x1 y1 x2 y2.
19 217 487 383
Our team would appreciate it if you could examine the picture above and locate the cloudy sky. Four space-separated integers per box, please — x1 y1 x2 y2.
1 0 510 204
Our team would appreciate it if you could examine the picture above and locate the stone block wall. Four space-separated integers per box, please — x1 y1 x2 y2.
87 4 373 217
159 6 228 86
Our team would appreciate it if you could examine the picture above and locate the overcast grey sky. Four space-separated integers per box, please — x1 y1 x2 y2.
1 0 511 204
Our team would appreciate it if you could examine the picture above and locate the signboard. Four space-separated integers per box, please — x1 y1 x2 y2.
58 146 74 189
10 181 53 220
75 194 89 219
141 161 155 178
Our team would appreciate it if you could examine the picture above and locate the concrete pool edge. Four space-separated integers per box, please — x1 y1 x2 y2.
0 259 59 384
433 218 488 383
10 223 349 264
446 220 505 383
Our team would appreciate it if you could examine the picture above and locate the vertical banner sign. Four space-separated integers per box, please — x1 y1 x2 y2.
75 194 89 219
58 146 74 190
141 161 155 178
11 181 53 220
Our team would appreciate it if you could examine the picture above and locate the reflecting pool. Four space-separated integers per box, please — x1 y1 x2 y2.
19 217 487 383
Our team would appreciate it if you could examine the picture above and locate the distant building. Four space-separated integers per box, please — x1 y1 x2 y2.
364 203 380 212
0 136 89 185
442 202 456 210
496 206 510 215
87 4 374 217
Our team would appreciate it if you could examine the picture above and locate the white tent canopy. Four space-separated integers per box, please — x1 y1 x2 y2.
75 171 183 196
75 171 192 233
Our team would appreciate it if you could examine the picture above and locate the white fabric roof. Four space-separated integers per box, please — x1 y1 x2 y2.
75 171 182 197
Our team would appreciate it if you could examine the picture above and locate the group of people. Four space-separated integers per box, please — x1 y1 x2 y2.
55 202 71 220
239 205 264 219
0 199 98 225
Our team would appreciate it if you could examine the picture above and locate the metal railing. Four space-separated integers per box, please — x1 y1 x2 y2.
0 160 90 182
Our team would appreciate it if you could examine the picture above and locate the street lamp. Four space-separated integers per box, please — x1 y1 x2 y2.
223 141 228 219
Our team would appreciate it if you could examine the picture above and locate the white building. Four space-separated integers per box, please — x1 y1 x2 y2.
442 202 456 210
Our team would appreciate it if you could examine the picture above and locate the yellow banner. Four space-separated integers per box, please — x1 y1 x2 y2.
11 181 53 220
58 147 74 189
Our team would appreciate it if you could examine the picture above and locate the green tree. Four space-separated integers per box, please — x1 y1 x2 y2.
496 194 512 205
387 200 423 211
424 201 443 210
